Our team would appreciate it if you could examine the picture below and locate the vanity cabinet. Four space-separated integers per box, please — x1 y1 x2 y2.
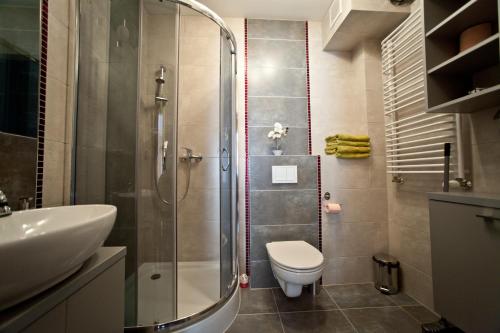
0 247 125 333
429 193 500 333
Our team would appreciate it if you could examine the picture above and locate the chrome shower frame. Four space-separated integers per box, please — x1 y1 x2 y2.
70 0 239 331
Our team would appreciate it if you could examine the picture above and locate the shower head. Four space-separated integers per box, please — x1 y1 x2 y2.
116 19 129 47
156 66 166 84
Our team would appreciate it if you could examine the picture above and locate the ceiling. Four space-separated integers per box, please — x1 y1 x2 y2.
196 0 333 21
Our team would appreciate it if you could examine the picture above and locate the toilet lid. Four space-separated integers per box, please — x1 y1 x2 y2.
266 241 324 270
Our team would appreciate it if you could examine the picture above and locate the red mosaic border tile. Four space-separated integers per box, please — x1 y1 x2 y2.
316 155 322 253
244 19 251 276
35 0 48 208
305 22 312 155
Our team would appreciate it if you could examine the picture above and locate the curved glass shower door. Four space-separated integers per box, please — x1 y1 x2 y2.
75 0 237 330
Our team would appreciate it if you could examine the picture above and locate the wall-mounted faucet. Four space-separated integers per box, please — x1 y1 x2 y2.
0 190 12 218
178 147 203 201
179 147 203 162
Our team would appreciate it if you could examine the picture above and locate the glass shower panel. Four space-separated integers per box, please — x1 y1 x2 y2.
77 0 237 329
176 9 221 318
75 0 140 326
136 0 178 325
219 33 235 298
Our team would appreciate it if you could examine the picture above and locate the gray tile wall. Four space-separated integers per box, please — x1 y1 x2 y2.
247 19 319 288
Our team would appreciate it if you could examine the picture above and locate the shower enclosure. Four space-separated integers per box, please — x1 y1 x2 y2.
73 0 238 330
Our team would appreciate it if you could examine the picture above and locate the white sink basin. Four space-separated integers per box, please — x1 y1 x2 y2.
0 205 116 311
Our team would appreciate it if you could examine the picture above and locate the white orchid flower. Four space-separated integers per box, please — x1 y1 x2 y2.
268 130 275 138
274 122 282 131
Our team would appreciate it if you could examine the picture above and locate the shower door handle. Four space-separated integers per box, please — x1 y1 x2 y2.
221 148 230 171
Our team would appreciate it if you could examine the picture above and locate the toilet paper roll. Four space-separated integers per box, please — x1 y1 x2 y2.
324 202 341 214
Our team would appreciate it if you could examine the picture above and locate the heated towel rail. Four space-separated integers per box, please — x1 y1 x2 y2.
381 9 465 181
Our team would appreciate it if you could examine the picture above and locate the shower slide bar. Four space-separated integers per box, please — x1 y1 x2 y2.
381 8 466 180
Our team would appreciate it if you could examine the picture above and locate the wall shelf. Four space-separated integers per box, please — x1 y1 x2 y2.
426 0 498 38
423 0 500 113
427 33 499 75
427 84 500 113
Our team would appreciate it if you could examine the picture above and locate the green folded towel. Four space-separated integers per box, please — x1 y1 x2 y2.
324 148 370 159
325 144 371 154
325 134 370 143
334 140 370 147
336 152 371 159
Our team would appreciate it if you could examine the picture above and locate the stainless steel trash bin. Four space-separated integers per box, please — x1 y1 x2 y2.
373 253 400 295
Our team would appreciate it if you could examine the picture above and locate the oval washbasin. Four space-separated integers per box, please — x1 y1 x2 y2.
0 205 116 311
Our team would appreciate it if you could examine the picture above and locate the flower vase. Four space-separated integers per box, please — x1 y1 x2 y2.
272 149 283 156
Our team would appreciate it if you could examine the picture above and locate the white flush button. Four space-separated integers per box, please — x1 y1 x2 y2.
272 165 297 184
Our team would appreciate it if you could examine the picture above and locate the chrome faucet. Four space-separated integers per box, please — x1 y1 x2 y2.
180 147 203 162
0 190 12 218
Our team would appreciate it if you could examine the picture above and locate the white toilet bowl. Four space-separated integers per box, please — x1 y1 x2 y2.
266 241 324 297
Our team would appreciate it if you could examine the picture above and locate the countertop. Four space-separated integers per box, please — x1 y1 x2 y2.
428 192 500 208
0 247 126 333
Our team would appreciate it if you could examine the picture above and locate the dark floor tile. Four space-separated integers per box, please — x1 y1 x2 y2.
325 284 395 309
344 307 420 333
250 260 279 288
385 292 419 306
239 288 277 314
273 287 338 312
402 305 440 324
280 310 355 333
226 314 283 333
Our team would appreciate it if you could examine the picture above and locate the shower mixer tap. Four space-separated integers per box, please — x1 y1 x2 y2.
180 147 203 162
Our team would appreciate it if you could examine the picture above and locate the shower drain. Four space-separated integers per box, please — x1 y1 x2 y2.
151 273 161 280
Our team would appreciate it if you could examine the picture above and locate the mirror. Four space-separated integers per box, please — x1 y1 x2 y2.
0 0 41 209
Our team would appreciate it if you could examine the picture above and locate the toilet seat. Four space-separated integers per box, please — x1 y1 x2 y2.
266 241 324 271
270 259 323 274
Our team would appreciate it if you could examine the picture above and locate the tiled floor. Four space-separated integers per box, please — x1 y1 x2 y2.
227 283 439 333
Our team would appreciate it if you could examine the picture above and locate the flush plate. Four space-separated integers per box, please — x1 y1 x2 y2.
272 165 297 184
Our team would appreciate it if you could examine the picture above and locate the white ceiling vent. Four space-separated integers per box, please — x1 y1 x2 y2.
328 0 342 28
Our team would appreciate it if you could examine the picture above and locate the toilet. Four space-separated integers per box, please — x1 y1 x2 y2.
266 241 324 297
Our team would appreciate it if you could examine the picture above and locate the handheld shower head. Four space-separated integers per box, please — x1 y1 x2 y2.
156 66 166 84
